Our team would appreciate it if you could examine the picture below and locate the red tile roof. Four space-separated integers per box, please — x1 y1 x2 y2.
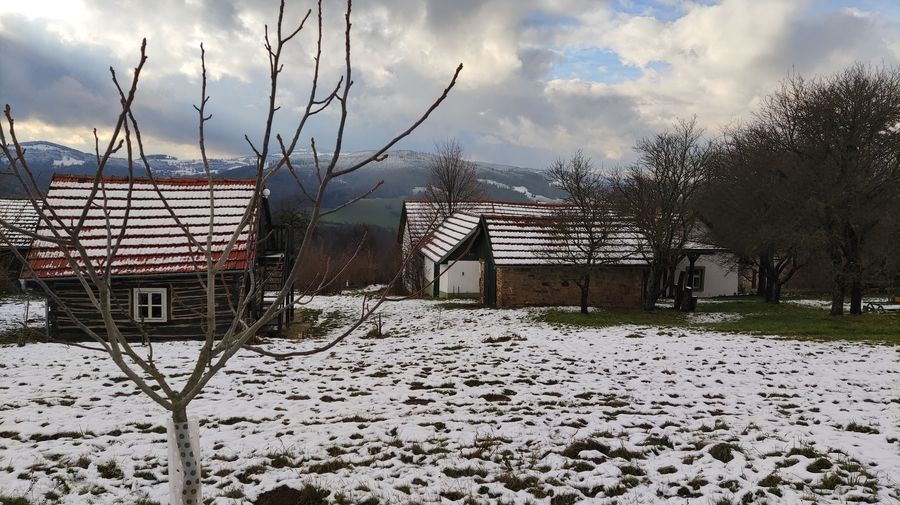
27 175 259 279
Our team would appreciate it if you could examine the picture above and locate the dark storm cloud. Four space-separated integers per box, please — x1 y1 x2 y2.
0 16 120 127
773 10 897 73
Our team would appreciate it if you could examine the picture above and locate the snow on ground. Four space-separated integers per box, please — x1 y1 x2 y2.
0 295 45 331
788 299 844 310
787 298 900 311
0 296 898 504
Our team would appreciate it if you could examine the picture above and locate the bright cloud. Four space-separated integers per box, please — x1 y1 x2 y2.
0 0 898 169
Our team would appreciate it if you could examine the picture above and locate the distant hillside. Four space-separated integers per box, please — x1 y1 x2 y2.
0 142 564 218
321 197 407 231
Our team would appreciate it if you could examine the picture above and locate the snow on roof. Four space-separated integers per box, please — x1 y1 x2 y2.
420 212 481 263
402 200 567 260
0 198 40 248
683 222 727 252
27 175 259 279
482 214 648 267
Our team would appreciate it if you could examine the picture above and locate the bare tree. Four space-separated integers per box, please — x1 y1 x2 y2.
699 125 819 303
752 65 900 315
612 117 717 311
423 138 485 217
540 151 623 314
0 1 461 501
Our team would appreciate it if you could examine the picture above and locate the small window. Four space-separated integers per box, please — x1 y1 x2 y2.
689 267 705 291
133 287 167 323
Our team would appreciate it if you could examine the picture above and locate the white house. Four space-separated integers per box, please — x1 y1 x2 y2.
673 253 748 298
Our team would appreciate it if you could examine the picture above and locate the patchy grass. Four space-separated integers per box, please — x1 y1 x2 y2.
0 326 45 346
845 422 880 434
434 301 481 310
540 308 687 329
1 294 894 503
539 298 900 344
0 496 31 505
291 308 349 339
96 460 124 480
708 443 741 463
699 299 900 344
443 466 488 479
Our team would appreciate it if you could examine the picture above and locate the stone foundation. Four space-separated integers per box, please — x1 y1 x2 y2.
495 266 644 309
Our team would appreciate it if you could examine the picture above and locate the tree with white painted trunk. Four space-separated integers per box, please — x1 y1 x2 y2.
0 1 462 502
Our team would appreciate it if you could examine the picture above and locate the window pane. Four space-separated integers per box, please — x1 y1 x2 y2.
138 292 148 305
138 306 149 319
152 306 162 319
151 292 162 306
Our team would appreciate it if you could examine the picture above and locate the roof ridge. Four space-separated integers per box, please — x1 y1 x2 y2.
50 173 258 186
404 198 566 207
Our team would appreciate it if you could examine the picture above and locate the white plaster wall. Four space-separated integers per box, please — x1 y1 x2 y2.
676 254 740 298
439 260 480 297
423 257 435 296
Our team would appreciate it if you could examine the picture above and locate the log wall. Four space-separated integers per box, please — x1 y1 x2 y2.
46 274 246 341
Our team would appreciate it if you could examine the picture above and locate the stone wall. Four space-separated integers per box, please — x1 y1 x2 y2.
495 265 644 309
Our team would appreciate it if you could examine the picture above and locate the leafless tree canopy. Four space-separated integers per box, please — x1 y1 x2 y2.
541 150 622 314
699 124 818 303
0 0 462 499
424 138 484 217
612 117 717 310
748 64 900 315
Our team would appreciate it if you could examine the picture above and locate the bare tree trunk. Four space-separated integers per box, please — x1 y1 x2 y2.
643 264 664 311
771 281 782 304
756 253 768 298
169 404 201 504
579 273 590 314
848 264 863 315
665 265 676 297
764 258 779 304
830 247 845 316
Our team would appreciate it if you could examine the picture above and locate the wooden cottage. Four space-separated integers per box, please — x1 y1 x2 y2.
25 175 294 340
0 198 40 292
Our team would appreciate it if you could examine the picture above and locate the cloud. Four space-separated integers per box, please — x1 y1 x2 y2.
1 0 898 169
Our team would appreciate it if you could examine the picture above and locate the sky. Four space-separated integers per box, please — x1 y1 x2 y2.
1 0 899 169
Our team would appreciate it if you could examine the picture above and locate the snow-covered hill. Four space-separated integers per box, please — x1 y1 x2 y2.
0 142 563 206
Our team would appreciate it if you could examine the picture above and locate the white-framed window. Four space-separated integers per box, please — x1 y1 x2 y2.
689 267 705 291
133 287 167 323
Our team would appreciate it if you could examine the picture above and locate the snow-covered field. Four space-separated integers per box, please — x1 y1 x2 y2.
0 296 898 504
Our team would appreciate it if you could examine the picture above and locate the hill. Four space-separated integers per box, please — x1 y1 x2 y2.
0 143 564 216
